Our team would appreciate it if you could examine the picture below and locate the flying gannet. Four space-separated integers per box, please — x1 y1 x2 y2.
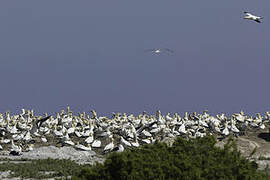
144 48 174 54
244 12 263 23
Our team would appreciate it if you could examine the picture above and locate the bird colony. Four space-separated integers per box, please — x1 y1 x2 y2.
0 107 269 156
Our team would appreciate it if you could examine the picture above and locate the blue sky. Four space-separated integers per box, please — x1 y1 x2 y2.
0 1 270 116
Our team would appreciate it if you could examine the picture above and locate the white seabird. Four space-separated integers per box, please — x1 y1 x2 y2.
178 123 187 134
75 143 92 151
64 140 75 146
116 144 124 152
0 138 10 144
85 132 94 144
41 136 48 143
10 140 22 156
13 133 24 141
244 12 263 23
104 137 114 152
112 144 124 153
23 131 32 142
221 123 230 136
25 144 34 152
131 138 140 147
92 139 101 148
144 48 174 54
120 136 132 147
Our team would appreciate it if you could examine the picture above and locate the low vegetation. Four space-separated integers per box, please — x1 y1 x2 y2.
258 156 270 161
72 136 270 180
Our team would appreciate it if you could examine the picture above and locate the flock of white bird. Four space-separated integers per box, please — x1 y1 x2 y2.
0 107 269 156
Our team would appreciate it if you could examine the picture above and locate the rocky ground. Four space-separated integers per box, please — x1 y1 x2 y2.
216 128 270 170
0 146 104 165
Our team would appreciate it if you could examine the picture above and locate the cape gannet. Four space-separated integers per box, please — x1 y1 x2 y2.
25 144 34 152
92 139 101 148
104 137 114 152
10 140 22 156
120 136 132 147
75 143 92 151
23 131 32 142
221 123 230 136
112 144 124 153
144 48 174 54
244 12 263 23
36 115 51 128
85 132 94 144
41 136 48 143
0 137 10 144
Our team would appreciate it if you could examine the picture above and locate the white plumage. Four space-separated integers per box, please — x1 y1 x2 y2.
104 138 114 152
92 140 101 148
244 12 263 23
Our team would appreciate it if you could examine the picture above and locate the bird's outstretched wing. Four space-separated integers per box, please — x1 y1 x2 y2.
144 49 155 52
244 12 252 16
36 115 51 128
163 48 174 53
255 19 261 23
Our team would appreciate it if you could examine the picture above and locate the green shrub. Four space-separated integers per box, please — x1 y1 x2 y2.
73 136 270 180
